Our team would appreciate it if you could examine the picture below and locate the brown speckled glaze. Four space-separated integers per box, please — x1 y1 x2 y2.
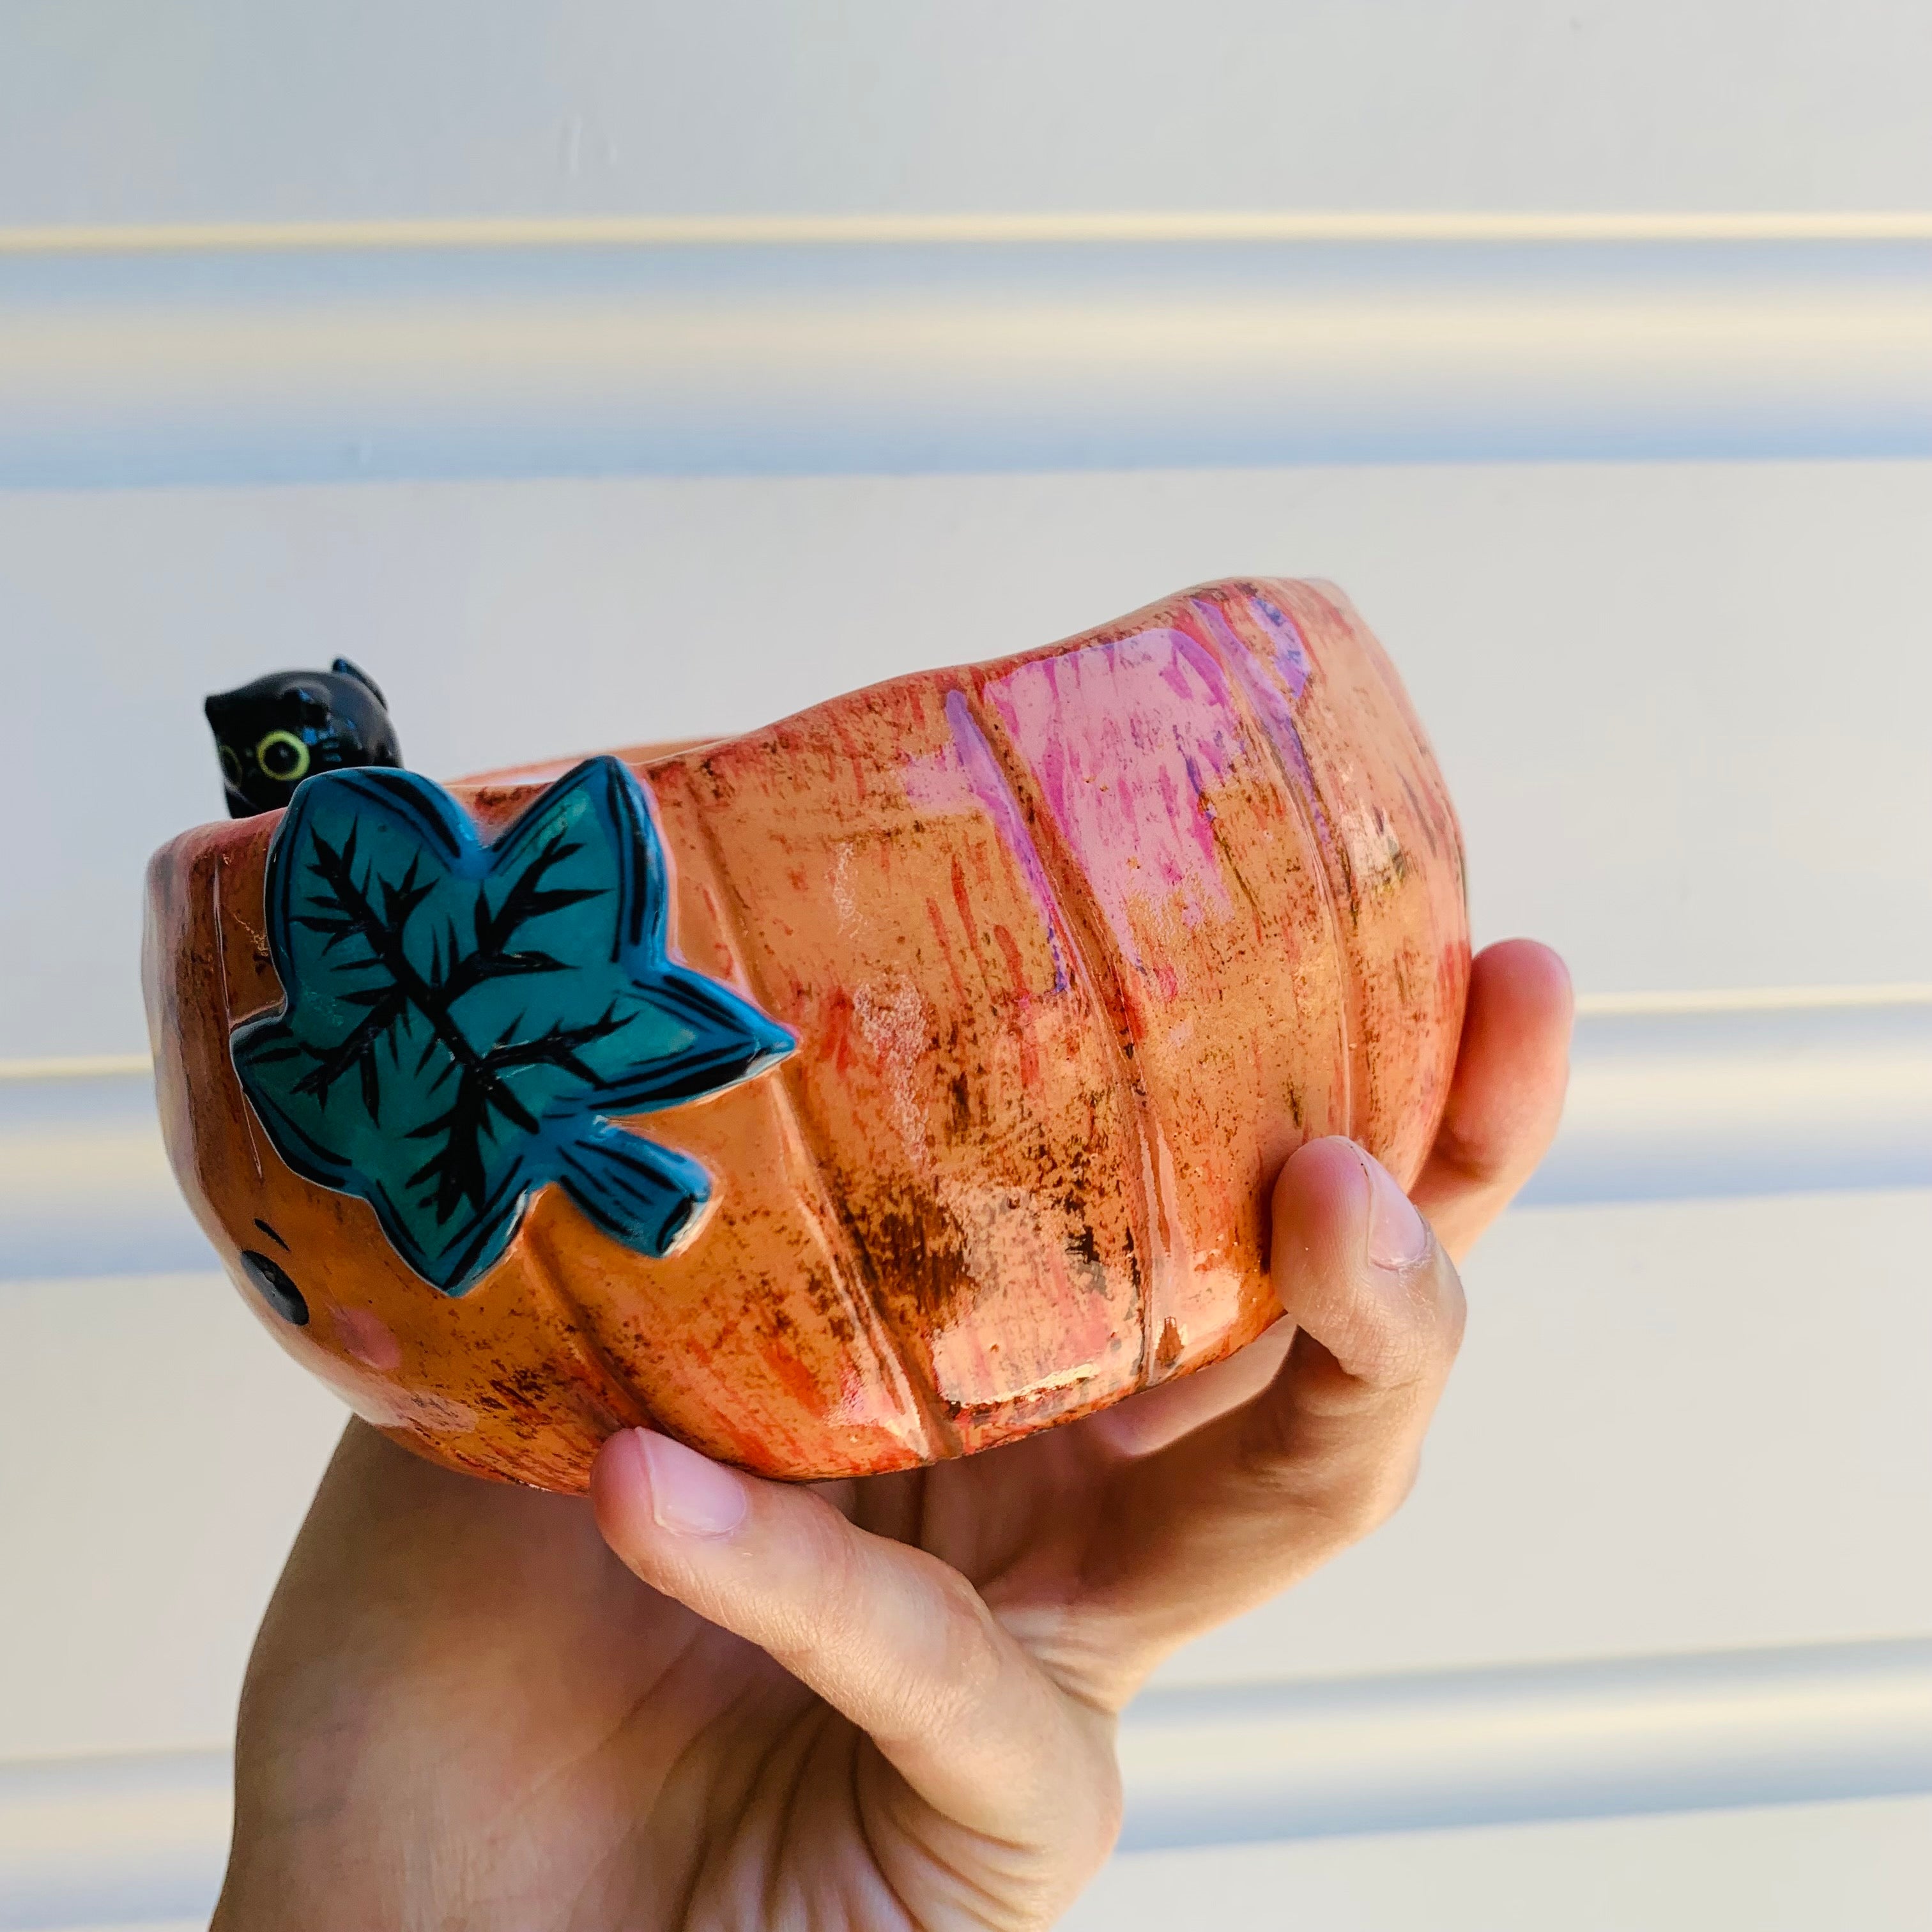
144 579 1468 1489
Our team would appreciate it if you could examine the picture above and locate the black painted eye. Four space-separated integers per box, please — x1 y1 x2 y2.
256 729 311 783
218 745 243 788
239 1248 309 1326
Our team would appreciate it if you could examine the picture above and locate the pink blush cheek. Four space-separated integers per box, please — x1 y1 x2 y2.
334 1305 402 1372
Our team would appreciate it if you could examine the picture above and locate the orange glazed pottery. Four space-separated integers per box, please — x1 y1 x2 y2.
145 578 1469 1489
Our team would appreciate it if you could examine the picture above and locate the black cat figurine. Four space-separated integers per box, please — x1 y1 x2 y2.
204 658 402 818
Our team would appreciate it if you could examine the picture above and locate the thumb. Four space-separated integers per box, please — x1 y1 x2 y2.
588 1429 1119 1864
1061 1137 1467 1690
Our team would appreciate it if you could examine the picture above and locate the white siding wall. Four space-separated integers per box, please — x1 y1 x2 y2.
5 0 1932 220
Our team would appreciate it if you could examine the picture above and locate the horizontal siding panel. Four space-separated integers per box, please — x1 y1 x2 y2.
4 3 1932 226
1121 1639 1932 1849
1068 1793 1932 1932
8 988 1923 1282
4 231 1932 486
8 1639 1930 1925
1523 992 1932 1204
6 463 1928 1061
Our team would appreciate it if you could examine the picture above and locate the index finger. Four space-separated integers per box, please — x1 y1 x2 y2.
1413 938 1573 1262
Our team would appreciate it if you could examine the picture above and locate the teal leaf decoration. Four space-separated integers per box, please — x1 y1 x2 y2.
231 756 795 1294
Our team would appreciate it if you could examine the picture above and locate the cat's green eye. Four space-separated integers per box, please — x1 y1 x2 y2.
218 746 243 787
256 730 311 783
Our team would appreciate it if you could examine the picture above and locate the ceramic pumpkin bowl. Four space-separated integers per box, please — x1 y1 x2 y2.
144 578 1469 1491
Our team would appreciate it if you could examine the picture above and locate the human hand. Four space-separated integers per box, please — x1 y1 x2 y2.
214 939 1571 1931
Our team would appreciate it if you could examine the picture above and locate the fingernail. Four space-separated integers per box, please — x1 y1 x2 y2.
629 1429 748 1538
1356 1147 1430 1271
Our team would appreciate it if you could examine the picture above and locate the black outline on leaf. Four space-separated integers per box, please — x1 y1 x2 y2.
282 820 622 1219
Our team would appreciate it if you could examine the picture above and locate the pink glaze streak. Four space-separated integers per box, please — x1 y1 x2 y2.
903 689 1071 992
985 629 1244 963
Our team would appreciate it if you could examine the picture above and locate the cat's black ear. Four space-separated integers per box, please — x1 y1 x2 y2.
332 658 387 707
